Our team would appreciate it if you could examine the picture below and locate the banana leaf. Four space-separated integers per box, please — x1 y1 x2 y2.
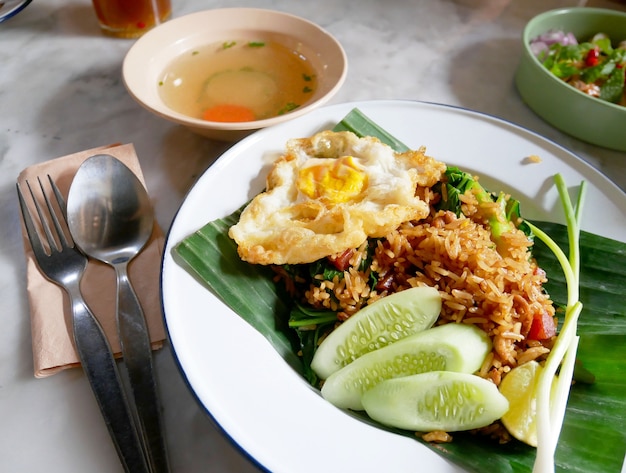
173 112 626 472
174 212 626 473
171 207 302 373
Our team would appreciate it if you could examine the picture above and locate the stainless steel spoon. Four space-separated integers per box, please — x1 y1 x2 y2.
67 154 169 473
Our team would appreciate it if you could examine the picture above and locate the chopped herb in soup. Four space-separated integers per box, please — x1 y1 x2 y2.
159 40 317 122
530 30 626 106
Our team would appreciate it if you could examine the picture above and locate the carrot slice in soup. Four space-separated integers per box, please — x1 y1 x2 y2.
202 104 256 122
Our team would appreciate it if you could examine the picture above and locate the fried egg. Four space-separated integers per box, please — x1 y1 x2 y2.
228 130 446 265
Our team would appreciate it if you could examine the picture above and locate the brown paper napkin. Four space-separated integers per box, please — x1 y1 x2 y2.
17 144 166 378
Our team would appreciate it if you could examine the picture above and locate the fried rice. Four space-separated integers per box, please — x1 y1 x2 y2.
273 175 557 441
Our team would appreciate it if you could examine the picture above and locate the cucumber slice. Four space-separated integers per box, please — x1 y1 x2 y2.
311 286 442 379
321 323 491 410
362 371 509 432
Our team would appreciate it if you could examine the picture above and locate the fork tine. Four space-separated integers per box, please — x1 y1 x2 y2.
27 178 60 253
38 175 72 250
48 175 69 221
17 181 48 257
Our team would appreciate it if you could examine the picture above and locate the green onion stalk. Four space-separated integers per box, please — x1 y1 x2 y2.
527 175 586 473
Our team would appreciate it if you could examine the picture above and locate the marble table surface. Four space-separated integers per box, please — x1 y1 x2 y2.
1 0 625 472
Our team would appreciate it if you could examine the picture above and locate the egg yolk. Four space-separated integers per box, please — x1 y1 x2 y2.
297 156 367 205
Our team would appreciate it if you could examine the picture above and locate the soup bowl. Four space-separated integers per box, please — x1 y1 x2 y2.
122 8 347 141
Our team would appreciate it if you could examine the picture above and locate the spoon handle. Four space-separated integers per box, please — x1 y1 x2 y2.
115 262 170 473
68 282 151 473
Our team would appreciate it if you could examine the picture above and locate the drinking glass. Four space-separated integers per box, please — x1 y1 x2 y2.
91 0 171 38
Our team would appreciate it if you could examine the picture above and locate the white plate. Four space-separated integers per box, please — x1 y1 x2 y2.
161 100 626 473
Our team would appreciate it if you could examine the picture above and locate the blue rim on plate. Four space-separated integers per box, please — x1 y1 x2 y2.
0 0 32 23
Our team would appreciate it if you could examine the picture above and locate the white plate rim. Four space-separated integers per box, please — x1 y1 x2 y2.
161 100 626 473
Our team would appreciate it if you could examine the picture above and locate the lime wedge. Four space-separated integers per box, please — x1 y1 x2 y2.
362 371 509 432
311 286 441 379
321 323 492 410
499 360 543 447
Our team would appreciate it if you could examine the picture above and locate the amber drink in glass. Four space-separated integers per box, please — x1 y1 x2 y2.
91 0 171 38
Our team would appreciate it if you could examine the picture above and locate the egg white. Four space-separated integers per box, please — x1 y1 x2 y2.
228 131 446 265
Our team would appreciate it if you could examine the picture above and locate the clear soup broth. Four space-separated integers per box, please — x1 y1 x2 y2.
158 40 318 123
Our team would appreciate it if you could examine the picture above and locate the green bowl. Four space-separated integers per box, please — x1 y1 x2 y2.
515 7 626 151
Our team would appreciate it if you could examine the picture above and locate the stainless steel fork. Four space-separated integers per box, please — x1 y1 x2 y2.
17 176 150 473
